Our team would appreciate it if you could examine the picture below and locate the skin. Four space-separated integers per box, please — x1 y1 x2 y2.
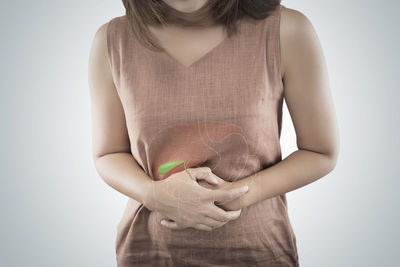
147 1 230 68
88 0 339 231
163 0 209 13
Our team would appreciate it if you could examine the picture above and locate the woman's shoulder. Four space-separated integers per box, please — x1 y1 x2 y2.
279 5 323 77
105 15 129 37
108 15 128 27
92 15 127 43
280 5 316 39
253 4 313 29
89 15 129 72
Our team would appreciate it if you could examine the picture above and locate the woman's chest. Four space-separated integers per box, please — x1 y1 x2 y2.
117 52 280 123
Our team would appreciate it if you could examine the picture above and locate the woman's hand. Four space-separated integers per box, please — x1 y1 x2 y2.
144 167 249 231
196 173 239 211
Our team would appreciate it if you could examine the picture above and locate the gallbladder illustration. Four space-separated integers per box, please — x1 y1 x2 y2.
158 159 194 180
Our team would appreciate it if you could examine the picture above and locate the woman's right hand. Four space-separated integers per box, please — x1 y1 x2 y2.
143 167 249 231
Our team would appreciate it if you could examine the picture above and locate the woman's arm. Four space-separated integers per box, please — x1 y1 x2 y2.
88 22 153 204
221 7 340 211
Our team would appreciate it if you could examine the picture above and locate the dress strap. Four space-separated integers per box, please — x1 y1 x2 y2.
264 4 284 98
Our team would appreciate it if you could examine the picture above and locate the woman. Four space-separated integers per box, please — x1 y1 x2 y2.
88 0 339 266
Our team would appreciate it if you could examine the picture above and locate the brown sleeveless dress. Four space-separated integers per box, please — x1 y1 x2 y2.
107 4 299 266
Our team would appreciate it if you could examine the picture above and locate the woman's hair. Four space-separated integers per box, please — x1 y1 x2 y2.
121 0 281 52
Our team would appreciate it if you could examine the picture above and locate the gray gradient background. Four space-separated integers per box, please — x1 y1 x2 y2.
1 0 398 266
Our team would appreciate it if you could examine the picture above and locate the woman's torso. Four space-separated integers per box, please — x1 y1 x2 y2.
107 4 299 266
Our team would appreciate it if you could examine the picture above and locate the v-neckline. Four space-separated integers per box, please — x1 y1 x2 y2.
157 19 245 70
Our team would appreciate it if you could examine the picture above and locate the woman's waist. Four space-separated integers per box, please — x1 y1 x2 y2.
145 195 294 245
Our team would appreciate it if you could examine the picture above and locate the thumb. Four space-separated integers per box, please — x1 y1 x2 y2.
191 167 219 185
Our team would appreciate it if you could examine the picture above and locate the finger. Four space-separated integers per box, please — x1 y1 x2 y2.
206 205 242 222
193 223 213 231
211 186 249 203
160 220 185 230
192 167 219 185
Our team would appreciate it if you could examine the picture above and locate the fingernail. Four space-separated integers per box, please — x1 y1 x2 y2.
212 178 218 183
161 220 165 225
233 210 241 217
242 186 249 192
